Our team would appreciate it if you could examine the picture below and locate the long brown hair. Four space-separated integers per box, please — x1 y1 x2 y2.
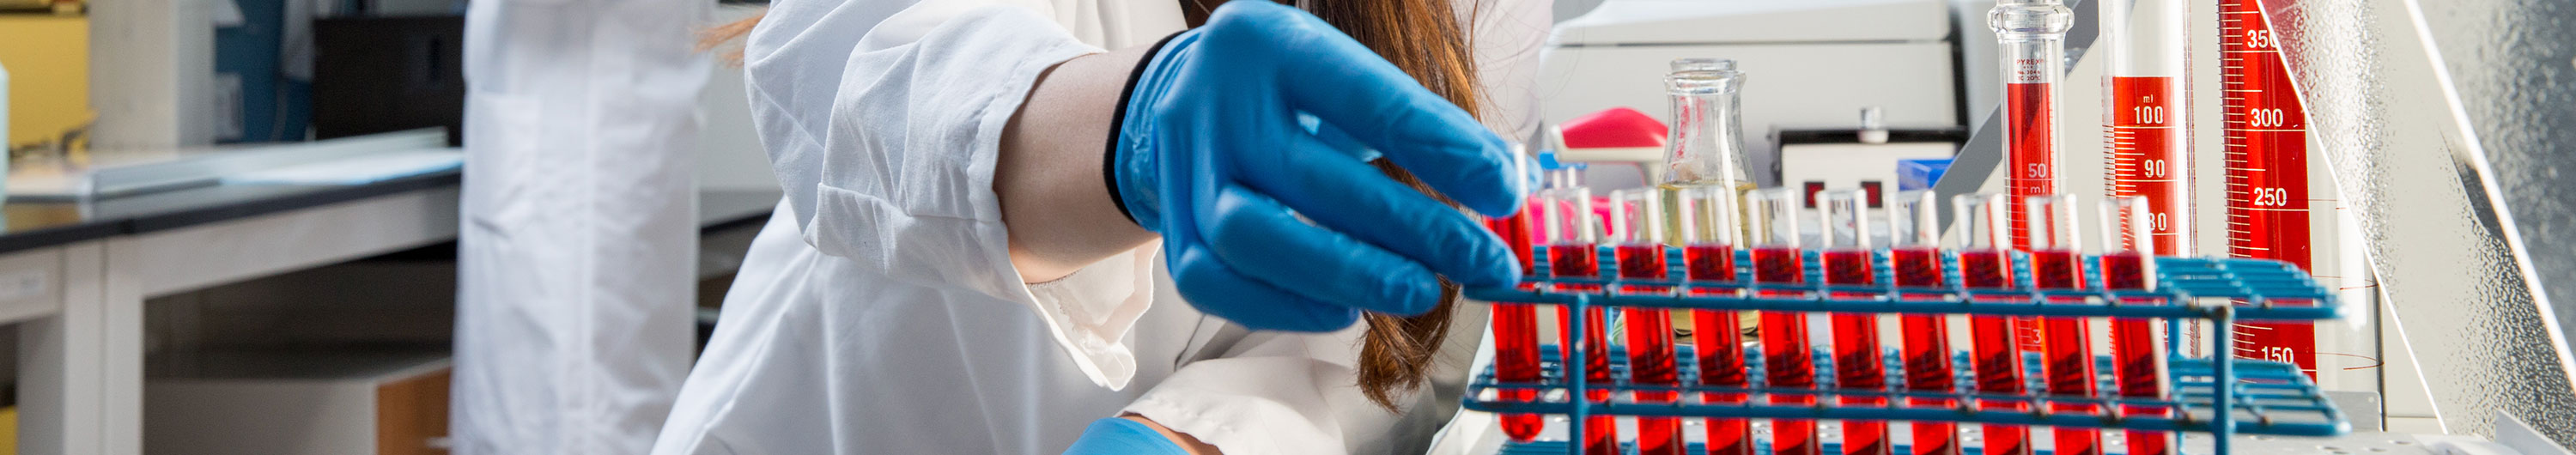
1300 0 1482 412
702 0 1484 412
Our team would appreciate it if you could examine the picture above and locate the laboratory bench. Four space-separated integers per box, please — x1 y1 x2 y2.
0 167 781 455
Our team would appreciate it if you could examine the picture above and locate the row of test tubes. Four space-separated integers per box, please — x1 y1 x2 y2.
1486 178 2178 455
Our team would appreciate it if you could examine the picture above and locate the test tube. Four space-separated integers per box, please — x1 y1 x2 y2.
1749 188 1818 455
2023 194 2099 455
2102 196 2172 455
1482 209 1546 443
1540 182 1619 455
1613 190 1685 455
1819 190 1889 455
1954 193 2032 455
1889 191 1959 455
1680 185 1753 455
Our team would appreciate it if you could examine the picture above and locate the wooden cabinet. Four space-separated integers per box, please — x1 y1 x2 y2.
146 352 449 455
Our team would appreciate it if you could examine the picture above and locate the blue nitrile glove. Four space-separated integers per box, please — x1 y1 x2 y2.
1108 1 1528 332
1063 418 1190 455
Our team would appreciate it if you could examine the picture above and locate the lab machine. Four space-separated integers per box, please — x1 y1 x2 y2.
1535 0 1959 190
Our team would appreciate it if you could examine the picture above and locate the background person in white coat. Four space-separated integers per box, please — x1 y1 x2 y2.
660 0 1547 453
453 0 709 452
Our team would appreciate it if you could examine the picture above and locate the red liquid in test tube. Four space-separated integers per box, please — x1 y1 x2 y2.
1891 191 1959 455
1538 181 1616 455
1755 246 1816 455
1748 188 1817 455
1820 190 1888 455
1481 211 1545 442
1619 246 1674 294
2031 249 2101 455
1612 190 1685 455
1893 247 1959 455
2103 197 2172 455
1550 244 1618 455
1687 246 1738 284
1679 185 1752 455
1620 246 1683 455
2105 252 2172 455
1955 194 2032 455
2026 195 2099 455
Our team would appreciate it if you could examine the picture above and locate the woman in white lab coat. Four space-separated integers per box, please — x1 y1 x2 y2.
453 0 706 453
659 0 1547 453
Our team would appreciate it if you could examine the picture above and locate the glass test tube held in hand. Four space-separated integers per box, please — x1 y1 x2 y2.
2102 196 2174 455
1611 190 1686 455
1954 194 2032 455
1820 190 1890 455
1749 188 1818 455
1481 209 1546 442
2024 194 2099 455
1680 185 1754 455
1889 191 1959 455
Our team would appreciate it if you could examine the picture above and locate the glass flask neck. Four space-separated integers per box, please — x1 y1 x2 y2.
1664 70 1752 185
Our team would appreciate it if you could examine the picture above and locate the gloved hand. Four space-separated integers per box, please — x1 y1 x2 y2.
1062 417 1190 455
1109 1 1528 332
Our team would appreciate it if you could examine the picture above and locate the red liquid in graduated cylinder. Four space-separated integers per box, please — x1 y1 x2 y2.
1619 245 1685 455
2006 82 2057 356
2031 250 2099 455
2103 252 2172 455
1959 250 2032 455
2007 83 2057 252
1754 247 1818 455
1549 244 1618 455
1891 247 1959 455
2107 76 2189 257
2221 0 2318 377
1482 215 1545 442
1823 250 1889 455
1687 245 1753 455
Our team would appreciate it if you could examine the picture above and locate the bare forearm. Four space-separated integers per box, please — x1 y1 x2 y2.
996 46 1159 282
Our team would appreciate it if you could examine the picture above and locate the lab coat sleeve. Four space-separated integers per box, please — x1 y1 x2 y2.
1121 325 1400 455
741 0 1159 389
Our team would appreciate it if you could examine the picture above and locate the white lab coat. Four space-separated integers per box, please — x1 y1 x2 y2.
650 0 1546 453
453 0 709 453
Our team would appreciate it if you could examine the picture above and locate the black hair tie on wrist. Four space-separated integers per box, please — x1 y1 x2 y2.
1101 32 1186 227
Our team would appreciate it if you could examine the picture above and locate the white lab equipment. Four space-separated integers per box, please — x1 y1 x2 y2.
1536 0 1959 191
650 0 1552 454
451 0 708 453
1775 109 1960 209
